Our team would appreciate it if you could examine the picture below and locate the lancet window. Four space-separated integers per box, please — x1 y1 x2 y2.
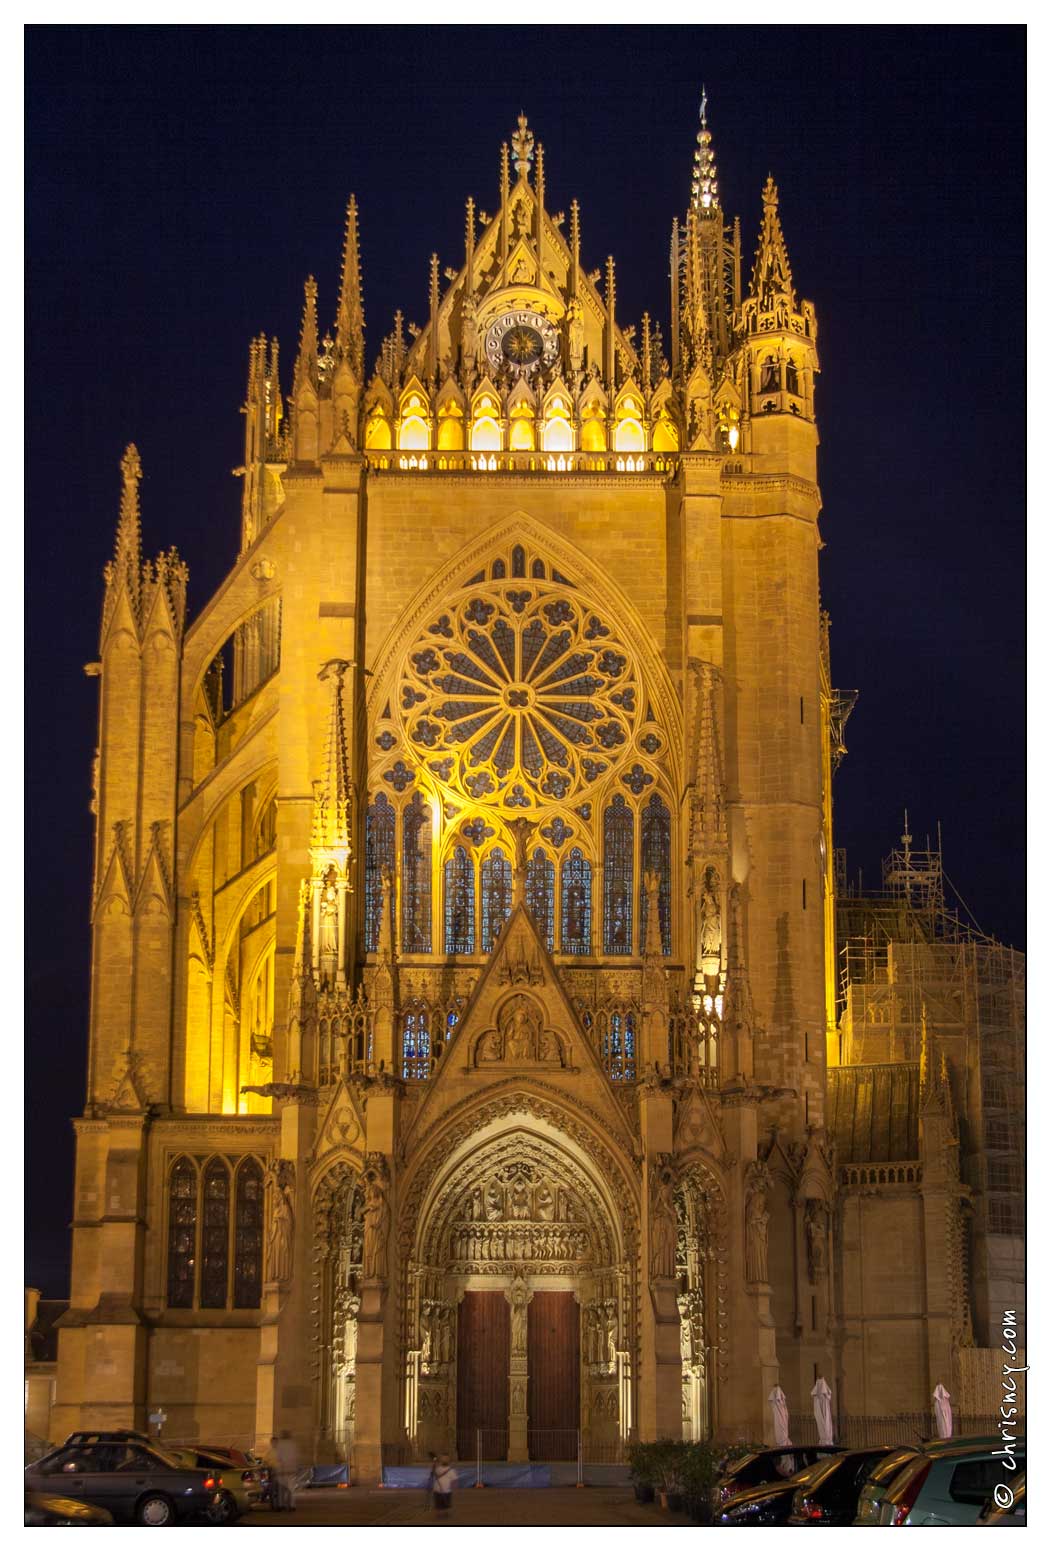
480 846 512 950
640 791 672 955
444 845 475 954
526 847 555 950
561 847 592 955
603 795 634 954
364 793 396 952
233 1159 264 1308
165 1155 265 1310
599 1010 636 1082
401 792 432 953
401 1006 432 1080
200 1159 231 1309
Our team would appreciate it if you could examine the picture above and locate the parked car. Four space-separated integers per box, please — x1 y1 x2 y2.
25 1438 224 1526
978 1470 1026 1525
712 1446 843 1512
856 1437 1026 1527
24 1491 114 1526
165 1447 258 1522
786 1447 900 1525
853 1448 920 1524
199 1444 273 1504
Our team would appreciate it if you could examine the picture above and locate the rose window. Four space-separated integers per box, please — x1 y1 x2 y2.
398 582 641 808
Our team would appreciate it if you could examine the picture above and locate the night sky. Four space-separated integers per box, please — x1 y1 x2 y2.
26 25 1025 1297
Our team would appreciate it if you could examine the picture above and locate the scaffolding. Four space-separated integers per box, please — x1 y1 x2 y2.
835 820 1026 1344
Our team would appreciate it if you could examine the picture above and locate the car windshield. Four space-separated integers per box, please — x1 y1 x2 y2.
793 1457 840 1489
868 1449 916 1485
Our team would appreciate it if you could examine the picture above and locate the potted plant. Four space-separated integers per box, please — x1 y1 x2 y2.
626 1441 657 1503
680 1443 721 1524
654 1440 688 1511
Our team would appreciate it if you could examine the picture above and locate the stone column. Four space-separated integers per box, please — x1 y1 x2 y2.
718 1102 780 1443
506 1274 530 1461
352 1082 401 1484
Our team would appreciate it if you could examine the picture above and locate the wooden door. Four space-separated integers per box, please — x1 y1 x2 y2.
527 1291 580 1459
456 1291 509 1460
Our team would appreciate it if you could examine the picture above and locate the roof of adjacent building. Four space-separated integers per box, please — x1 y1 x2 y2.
827 1063 920 1163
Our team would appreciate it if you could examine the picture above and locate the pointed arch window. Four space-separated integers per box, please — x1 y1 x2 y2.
640 792 672 956
167 1158 198 1309
401 791 432 953
200 1159 231 1308
444 844 475 954
561 847 592 955
402 1007 431 1080
526 847 555 950
603 795 634 955
365 793 396 952
480 846 512 951
233 1159 264 1308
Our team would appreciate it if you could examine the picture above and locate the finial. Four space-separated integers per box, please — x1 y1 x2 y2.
119 444 142 529
294 275 320 394
335 194 365 375
691 88 719 213
511 112 534 180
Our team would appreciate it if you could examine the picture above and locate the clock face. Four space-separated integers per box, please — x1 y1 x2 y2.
485 310 559 376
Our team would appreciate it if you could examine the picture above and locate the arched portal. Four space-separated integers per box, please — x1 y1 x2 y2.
402 1114 636 1462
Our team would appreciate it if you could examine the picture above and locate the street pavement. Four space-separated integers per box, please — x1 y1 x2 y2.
241 1485 690 1527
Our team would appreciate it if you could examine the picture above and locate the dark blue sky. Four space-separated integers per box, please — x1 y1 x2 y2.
26 24 1025 1295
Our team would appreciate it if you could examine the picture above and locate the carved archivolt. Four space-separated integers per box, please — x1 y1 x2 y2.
416 1130 615 1272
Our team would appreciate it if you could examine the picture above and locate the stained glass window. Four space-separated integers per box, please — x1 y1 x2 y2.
364 793 395 952
167 1158 197 1308
233 1159 263 1308
603 795 634 954
525 847 555 950
480 846 512 950
444 845 475 954
402 1008 431 1080
603 1012 636 1082
561 847 592 955
200 1159 230 1308
640 792 672 955
401 791 432 953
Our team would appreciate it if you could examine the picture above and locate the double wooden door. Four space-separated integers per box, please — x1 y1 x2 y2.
455 1289 580 1461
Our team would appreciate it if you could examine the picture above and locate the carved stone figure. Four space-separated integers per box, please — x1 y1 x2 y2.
699 867 722 961
566 296 584 377
318 868 340 983
601 1300 618 1364
745 1167 771 1284
806 1199 828 1280
508 1277 529 1355
534 1181 555 1221
650 1157 677 1280
507 1000 534 1061
485 1182 504 1221
361 1155 391 1281
265 1165 295 1284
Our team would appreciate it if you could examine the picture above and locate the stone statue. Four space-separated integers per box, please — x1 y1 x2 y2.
602 1301 618 1365
806 1200 828 1280
507 999 534 1061
461 291 479 371
484 1182 504 1221
420 1304 434 1364
745 1168 771 1284
317 869 341 987
361 1155 391 1281
649 1158 677 1280
265 1167 295 1284
699 867 721 961
566 296 584 377
584 1303 601 1364
509 1277 529 1355
534 1181 555 1221
509 1177 530 1220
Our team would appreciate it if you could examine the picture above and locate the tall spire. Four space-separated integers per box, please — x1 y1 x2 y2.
750 175 795 305
335 196 365 378
691 87 719 214
294 275 320 395
102 444 144 633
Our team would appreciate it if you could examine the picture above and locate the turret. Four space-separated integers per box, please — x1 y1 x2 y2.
740 175 819 452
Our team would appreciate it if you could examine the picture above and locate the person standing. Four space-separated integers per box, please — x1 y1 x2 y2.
430 1453 457 1513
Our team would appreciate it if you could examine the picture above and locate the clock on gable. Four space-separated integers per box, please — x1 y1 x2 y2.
484 309 560 376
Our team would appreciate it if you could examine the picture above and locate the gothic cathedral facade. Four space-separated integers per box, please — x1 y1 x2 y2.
54 107 957 1474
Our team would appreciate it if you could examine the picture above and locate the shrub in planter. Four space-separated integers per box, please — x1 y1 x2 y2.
680 1443 722 1524
626 1441 658 1502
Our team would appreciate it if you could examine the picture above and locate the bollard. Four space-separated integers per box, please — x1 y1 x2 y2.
576 1429 585 1487
473 1426 485 1487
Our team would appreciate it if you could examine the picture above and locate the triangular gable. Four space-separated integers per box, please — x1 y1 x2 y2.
313 1075 367 1167
673 1081 726 1162
402 900 637 1154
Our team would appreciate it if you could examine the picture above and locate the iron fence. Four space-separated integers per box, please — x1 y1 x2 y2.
786 1412 1003 1449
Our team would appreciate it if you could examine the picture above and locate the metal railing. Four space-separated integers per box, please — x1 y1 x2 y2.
786 1412 1003 1449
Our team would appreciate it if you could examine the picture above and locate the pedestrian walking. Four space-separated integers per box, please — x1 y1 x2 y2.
268 1431 300 1512
429 1453 457 1512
